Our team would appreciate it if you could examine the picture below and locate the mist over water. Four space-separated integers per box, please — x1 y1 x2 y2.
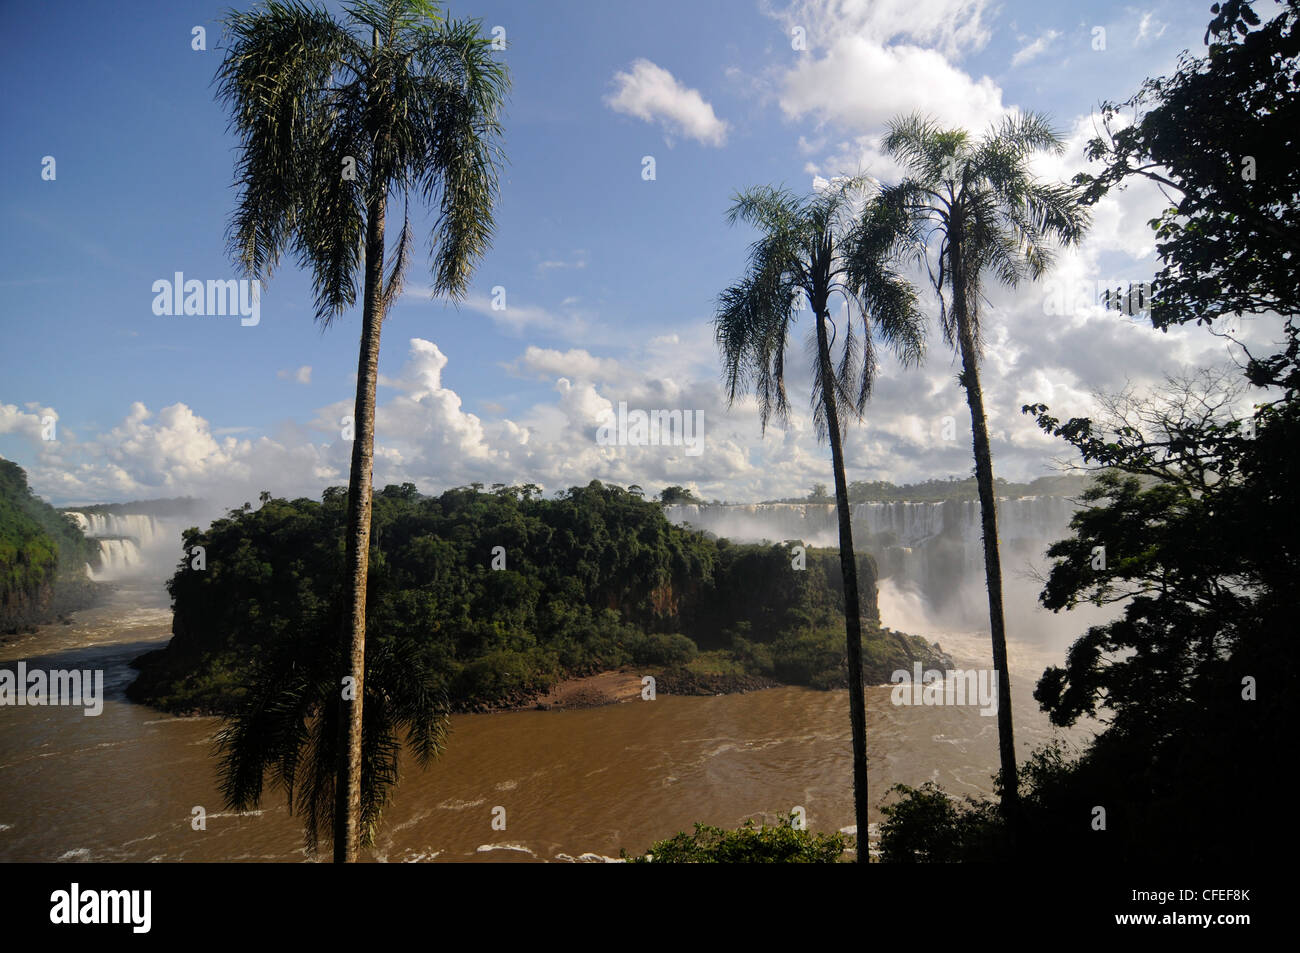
665 498 1118 659
65 511 201 582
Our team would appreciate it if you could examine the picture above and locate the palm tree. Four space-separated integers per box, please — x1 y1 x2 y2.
715 178 925 859
216 0 508 861
879 113 1089 823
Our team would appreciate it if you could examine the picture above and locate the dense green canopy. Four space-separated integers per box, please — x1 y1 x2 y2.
130 480 946 717
0 460 98 632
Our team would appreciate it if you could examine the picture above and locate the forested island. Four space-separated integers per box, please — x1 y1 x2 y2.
0 459 99 633
127 480 951 714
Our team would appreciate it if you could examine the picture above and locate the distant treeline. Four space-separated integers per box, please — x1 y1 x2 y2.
128 481 949 714
0 459 99 632
59 497 205 519
770 473 1100 505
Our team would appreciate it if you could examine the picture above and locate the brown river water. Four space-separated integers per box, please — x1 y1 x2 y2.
0 581 1095 862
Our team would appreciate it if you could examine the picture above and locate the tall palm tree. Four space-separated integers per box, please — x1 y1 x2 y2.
216 0 508 861
715 178 925 859
879 113 1089 823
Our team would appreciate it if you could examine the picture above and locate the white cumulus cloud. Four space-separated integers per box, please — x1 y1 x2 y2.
277 365 312 384
1011 29 1061 67
605 58 729 147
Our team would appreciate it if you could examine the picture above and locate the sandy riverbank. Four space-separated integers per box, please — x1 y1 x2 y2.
496 666 783 713
524 669 647 710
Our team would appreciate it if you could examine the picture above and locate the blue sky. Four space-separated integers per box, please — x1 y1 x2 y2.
0 0 1267 506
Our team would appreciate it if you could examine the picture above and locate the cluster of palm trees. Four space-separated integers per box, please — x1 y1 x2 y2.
215 0 1087 861
715 116 1090 856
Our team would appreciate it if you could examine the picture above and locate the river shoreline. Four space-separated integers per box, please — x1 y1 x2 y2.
491 667 784 714
146 664 793 718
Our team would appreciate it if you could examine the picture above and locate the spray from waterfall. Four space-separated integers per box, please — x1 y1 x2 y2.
664 498 1120 657
65 512 176 582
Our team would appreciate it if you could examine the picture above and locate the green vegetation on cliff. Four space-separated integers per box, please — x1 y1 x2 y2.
0 459 99 632
128 480 949 713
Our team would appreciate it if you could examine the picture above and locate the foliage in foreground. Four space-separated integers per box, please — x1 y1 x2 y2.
878 750 1070 863
627 816 850 863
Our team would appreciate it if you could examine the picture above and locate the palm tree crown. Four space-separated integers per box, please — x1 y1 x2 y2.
716 177 925 436
217 0 507 317
880 112 1089 354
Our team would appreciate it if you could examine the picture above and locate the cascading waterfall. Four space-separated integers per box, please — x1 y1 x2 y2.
664 497 1088 642
92 538 145 578
66 512 161 581
663 498 1076 551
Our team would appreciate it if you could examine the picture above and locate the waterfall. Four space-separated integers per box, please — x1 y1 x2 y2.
66 512 162 549
664 498 1076 552
664 497 1087 640
66 512 163 581
91 538 145 579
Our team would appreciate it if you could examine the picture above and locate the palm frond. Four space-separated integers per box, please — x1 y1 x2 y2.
381 199 414 310
884 113 948 185
879 111 1090 361
718 178 929 441
986 110 1065 158
407 18 510 297
217 1 366 287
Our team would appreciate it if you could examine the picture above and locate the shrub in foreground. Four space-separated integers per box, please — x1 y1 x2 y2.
626 816 850 863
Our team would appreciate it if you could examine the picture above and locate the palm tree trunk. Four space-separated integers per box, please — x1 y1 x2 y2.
333 192 387 862
815 307 870 862
951 267 1019 828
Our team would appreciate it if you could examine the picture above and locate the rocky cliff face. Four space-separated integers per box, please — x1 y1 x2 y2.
0 573 98 634
647 545 879 648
